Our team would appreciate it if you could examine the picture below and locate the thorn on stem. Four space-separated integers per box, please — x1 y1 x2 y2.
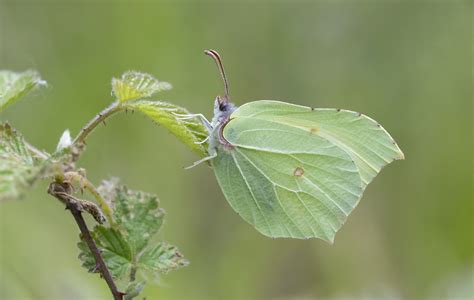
91 263 100 273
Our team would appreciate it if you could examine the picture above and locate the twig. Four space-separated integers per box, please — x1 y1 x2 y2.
73 101 121 147
48 182 124 300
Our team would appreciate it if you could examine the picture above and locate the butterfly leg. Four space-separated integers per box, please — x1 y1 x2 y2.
194 135 210 145
184 152 217 170
172 112 213 133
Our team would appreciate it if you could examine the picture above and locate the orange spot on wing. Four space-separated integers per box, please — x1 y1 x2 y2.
309 127 319 134
293 167 304 177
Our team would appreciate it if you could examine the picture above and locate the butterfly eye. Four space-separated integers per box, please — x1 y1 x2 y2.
214 95 228 112
218 98 228 111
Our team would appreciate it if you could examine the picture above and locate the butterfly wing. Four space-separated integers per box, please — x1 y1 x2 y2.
230 100 405 187
212 100 403 242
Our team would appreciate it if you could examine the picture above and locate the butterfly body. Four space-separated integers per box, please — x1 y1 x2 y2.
208 97 236 156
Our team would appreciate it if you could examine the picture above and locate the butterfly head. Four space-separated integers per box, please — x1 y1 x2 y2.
214 95 234 112
212 95 236 126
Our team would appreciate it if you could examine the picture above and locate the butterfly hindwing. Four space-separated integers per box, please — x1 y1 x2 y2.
212 109 363 242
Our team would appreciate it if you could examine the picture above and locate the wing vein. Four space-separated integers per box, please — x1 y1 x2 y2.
320 126 393 164
294 183 331 239
302 177 349 217
237 115 381 173
230 151 273 236
289 154 359 182
236 149 306 237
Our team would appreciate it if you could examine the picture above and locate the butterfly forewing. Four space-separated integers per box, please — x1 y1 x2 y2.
230 100 404 187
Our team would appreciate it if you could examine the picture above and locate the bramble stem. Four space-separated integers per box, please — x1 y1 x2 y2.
82 178 115 226
48 182 124 300
64 171 116 227
73 101 121 147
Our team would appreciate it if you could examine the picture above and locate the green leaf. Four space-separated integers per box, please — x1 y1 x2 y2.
0 123 50 201
78 181 188 286
114 186 165 255
112 71 171 103
138 243 189 274
123 100 208 157
0 70 46 112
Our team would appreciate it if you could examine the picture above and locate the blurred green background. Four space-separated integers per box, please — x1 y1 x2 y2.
1 1 472 299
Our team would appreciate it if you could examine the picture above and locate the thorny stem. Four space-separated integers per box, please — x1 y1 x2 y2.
48 182 124 300
64 171 116 227
72 101 122 149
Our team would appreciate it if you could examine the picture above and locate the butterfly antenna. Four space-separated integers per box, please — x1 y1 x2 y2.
204 49 230 102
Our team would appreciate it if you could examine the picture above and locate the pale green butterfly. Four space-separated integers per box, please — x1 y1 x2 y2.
176 50 404 243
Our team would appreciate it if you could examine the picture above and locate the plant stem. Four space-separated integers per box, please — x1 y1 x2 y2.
25 142 50 160
65 171 116 227
69 203 123 300
130 266 137 282
82 178 115 226
48 182 124 300
73 101 121 146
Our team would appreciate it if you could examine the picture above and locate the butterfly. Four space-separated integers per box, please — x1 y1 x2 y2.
175 50 404 243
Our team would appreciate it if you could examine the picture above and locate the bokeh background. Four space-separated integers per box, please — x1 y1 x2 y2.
1 1 472 299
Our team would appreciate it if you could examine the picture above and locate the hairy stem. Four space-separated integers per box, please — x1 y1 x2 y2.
73 101 121 147
81 178 115 226
48 182 124 300
65 171 116 227
25 142 50 160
